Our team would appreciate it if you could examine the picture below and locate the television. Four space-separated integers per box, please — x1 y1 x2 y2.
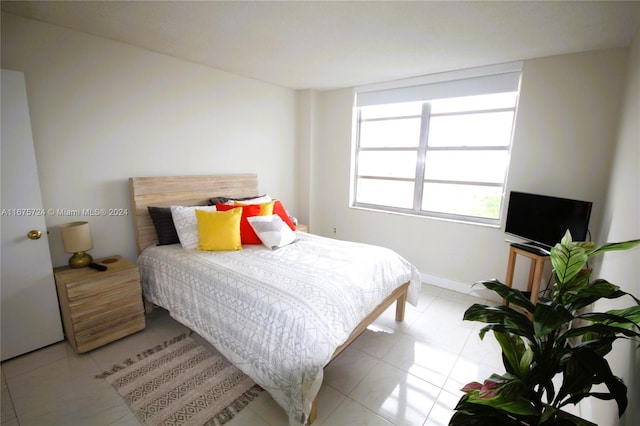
504 191 593 251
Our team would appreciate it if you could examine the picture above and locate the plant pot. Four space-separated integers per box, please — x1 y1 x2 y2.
554 410 597 426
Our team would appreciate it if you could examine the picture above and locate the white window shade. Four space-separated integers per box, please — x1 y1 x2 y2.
355 64 522 107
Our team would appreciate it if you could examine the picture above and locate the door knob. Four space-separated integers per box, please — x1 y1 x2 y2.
27 230 42 240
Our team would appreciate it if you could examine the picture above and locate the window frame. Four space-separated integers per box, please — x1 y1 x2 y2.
351 65 522 225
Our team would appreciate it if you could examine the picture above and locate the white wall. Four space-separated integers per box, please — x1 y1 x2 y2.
1 13 297 266
588 30 640 426
295 89 316 226
2 10 637 424
310 48 629 298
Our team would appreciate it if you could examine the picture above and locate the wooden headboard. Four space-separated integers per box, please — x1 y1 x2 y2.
129 174 259 254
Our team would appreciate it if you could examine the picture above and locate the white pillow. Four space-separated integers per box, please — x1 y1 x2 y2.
247 215 297 249
170 205 217 249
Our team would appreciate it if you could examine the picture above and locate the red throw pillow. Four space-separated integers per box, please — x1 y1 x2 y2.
273 200 296 231
215 204 262 244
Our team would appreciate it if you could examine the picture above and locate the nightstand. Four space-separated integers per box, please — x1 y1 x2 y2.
53 255 146 353
297 224 308 233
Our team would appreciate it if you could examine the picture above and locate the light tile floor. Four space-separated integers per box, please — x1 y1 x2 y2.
1 284 506 426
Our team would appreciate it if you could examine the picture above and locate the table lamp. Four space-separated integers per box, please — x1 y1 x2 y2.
60 221 93 268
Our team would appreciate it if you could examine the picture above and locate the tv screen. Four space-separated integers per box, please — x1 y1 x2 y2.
505 191 593 250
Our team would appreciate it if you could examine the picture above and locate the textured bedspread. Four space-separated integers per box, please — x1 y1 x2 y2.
137 232 421 425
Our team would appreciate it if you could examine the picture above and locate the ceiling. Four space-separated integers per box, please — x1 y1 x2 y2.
2 1 639 90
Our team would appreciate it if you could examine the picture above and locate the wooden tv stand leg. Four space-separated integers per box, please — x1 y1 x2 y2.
504 247 518 306
503 245 549 318
529 258 545 305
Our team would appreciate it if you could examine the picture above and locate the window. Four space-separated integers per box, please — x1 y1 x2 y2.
352 67 521 225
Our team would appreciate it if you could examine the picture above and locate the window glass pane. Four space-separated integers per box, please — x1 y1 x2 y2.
358 151 417 179
424 150 509 183
360 102 423 119
430 92 518 114
356 179 414 209
421 183 502 219
359 118 422 148
428 111 515 147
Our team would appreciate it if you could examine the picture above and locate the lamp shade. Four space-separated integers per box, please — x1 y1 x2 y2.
60 221 93 253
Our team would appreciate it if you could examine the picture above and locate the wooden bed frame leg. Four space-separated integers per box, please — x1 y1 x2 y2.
395 291 407 322
308 397 318 424
306 288 407 424
143 297 154 314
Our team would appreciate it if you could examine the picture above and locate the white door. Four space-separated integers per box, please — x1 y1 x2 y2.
1 69 64 361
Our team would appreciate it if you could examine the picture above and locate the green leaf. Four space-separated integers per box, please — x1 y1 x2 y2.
466 393 539 417
533 300 574 337
573 278 620 299
574 335 615 359
564 323 640 341
539 404 558 424
556 409 602 426
493 332 532 379
564 279 623 311
477 324 539 352
551 238 589 289
553 268 593 305
463 374 539 417
555 346 628 416
579 307 640 332
476 279 535 313
450 395 528 425
557 349 595 404
519 345 534 378
560 230 574 246
588 239 640 257
607 305 640 327
464 304 535 341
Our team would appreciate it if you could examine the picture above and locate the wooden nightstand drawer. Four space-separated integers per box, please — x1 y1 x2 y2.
75 314 145 353
54 255 145 353
59 260 140 301
68 285 141 319
71 293 144 332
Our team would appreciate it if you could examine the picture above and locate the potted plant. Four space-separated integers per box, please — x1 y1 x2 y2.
449 230 640 426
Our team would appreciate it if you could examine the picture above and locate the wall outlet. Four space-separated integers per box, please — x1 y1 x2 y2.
332 227 337 234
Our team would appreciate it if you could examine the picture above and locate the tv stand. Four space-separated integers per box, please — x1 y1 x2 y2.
504 244 550 317
510 242 551 256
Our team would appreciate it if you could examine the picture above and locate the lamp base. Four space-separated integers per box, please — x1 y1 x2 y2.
68 251 92 268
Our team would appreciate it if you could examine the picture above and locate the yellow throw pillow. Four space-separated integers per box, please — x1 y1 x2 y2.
195 208 242 251
235 200 275 216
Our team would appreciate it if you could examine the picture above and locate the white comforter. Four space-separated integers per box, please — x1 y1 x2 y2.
137 232 421 425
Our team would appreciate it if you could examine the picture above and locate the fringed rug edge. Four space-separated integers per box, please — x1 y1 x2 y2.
94 333 190 379
204 384 264 426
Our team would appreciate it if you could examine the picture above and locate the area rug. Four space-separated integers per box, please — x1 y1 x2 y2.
97 334 262 426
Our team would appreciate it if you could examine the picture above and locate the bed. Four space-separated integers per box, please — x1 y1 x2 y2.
129 174 421 425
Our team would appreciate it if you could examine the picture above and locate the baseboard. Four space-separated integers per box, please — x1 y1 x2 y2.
420 272 503 303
